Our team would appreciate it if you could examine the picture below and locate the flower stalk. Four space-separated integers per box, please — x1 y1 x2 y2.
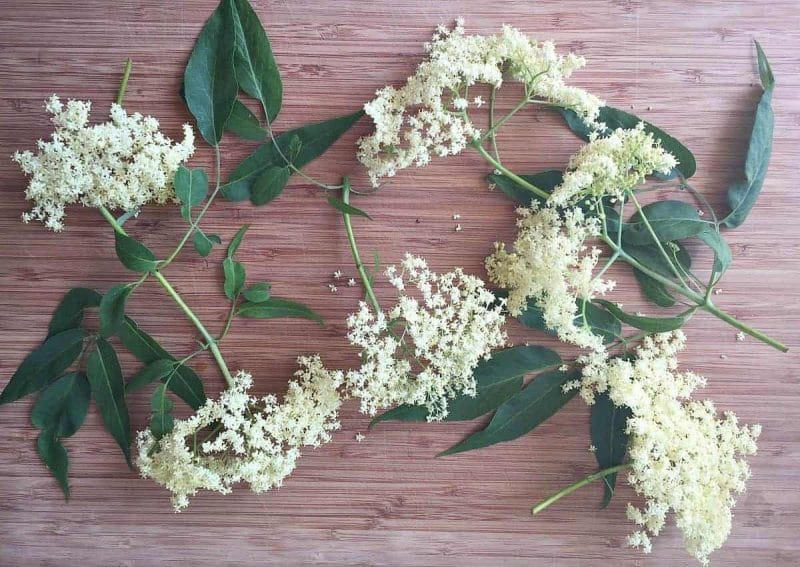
341 178 382 314
532 463 632 515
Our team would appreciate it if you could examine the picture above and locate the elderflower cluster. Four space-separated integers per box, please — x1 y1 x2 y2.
13 95 195 231
485 204 614 351
136 357 343 511
345 254 506 420
357 20 603 186
549 123 677 206
576 332 760 565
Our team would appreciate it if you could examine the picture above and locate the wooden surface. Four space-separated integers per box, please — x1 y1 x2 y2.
1 1 799 565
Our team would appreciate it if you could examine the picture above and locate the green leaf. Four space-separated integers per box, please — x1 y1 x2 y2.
224 99 268 140
238 297 322 323
98 284 132 338
722 42 774 228
37 430 70 498
126 359 178 392
231 0 282 121
327 196 373 219
440 369 579 456
227 224 250 257
118 317 206 409
114 232 159 272
184 0 238 146
149 383 175 440
174 165 209 208
221 110 365 201
696 229 732 279
593 299 689 333
242 282 271 303
0 329 86 405
193 229 222 257
515 298 620 344
633 268 676 308
488 170 562 206
623 200 710 245
371 345 561 427
31 372 90 438
86 338 131 464
222 257 247 299
251 165 290 205
590 391 632 508
47 288 102 338
625 241 692 279
560 106 696 179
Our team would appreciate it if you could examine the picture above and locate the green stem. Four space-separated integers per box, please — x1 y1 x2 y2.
628 191 688 287
341 179 381 314
488 86 501 161
480 90 531 142
115 58 133 105
532 463 631 515
471 141 550 201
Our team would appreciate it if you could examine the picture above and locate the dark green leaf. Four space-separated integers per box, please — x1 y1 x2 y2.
231 0 282 121
149 383 175 440
242 282 271 303
327 196 373 219
227 224 250 258
722 42 774 228
625 241 692 280
98 284 132 338
221 110 364 201
633 268 676 308
0 329 86 405
86 338 131 464
590 391 631 508
251 165 290 205
560 106 696 179
31 372 90 438
440 370 578 456
578 301 622 343
238 297 322 323
47 288 102 337
114 232 159 272
126 359 177 392
697 228 732 279
623 200 710 245
488 170 562 206
594 299 689 333
193 229 222 257
184 0 238 145
224 99 268 140
174 165 209 208
37 430 70 498
222 257 247 299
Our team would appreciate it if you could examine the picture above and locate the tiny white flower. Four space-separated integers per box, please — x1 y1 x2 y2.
333 270 343 280
328 284 338 293
473 96 484 107
736 331 746 341
355 433 366 442
455 224 462 232
348 278 357 287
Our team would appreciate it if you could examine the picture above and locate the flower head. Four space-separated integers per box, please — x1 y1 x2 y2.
13 95 195 230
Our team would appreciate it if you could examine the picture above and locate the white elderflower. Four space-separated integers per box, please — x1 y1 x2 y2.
549 123 677 206
357 22 603 186
345 254 506 420
485 204 614 351
577 332 760 565
13 95 195 231
136 356 343 511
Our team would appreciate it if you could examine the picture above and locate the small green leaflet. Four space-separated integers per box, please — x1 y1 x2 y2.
560 106 697 179
622 200 711 245
515 297 621 344
231 0 282 121
193 229 222 257
237 297 322 323
98 284 132 338
31 372 91 438
439 369 579 456
0 328 87 405
227 224 250 257
149 383 175 440
488 170 562 206
251 165 290 205
242 282 271 303
174 165 209 210
371 345 561 427
184 0 238 146
126 359 178 392
86 338 132 465
722 42 774 229
593 299 691 333
590 392 632 508
47 287 102 337
224 99 268 140
114 232 159 272
223 257 247 299
327 196 372 220
221 110 365 202
37 431 70 498
696 229 732 281
633 268 676 308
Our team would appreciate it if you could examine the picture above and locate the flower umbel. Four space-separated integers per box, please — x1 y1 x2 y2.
13 95 195 230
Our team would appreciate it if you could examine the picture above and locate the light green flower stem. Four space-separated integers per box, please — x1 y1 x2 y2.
99 205 235 388
341 179 382 314
532 463 632 515
471 143 788 352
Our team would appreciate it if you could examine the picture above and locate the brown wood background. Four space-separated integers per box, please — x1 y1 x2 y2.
1 1 799 565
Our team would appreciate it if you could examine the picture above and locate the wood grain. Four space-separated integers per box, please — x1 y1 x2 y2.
1 1 799 565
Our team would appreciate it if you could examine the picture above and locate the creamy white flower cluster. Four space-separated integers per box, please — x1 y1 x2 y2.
576 332 760 565
486 205 615 352
136 356 343 511
346 254 507 421
13 95 195 231
357 20 603 186
549 123 678 206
